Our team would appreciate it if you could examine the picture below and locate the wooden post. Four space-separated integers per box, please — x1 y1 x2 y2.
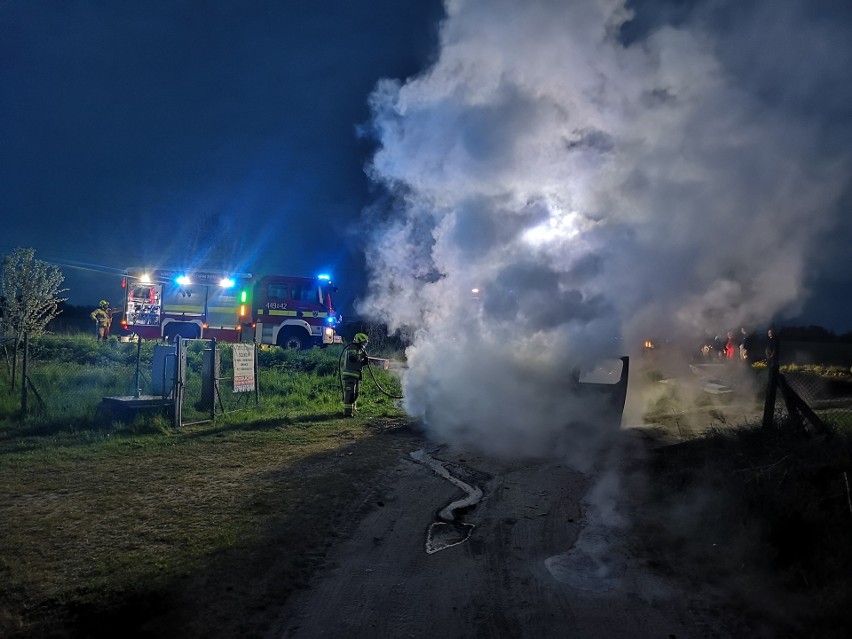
20 332 29 414
761 336 781 429
199 337 221 420
778 374 828 435
211 338 217 422
173 337 183 429
201 339 214 413
253 341 260 405
133 337 142 397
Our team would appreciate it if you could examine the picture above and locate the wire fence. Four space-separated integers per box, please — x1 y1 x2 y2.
765 366 852 432
177 338 259 425
1 334 258 427
5 332 851 434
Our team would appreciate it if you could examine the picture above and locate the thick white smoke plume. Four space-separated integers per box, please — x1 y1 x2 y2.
360 0 852 461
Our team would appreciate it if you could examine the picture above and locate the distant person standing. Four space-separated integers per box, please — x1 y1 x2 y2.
713 334 725 360
765 327 779 366
739 327 755 363
90 300 112 341
725 331 736 361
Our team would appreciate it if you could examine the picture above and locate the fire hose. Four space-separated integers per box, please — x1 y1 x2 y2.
337 342 404 401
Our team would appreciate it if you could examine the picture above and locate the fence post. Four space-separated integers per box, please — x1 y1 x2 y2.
761 335 781 429
20 332 29 414
200 338 221 420
777 373 828 436
173 337 183 429
253 340 259 405
211 338 217 422
134 337 142 397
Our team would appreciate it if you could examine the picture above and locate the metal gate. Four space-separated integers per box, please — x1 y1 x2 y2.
172 337 259 427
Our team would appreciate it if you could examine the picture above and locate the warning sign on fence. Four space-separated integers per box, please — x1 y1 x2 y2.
232 344 256 393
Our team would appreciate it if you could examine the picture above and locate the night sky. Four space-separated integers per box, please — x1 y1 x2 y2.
1 0 445 314
2 0 852 333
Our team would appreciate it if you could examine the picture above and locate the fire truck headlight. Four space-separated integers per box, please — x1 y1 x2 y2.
324 327 333 338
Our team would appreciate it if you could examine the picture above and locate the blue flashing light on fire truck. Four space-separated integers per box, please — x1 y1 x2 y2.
119 268 340 349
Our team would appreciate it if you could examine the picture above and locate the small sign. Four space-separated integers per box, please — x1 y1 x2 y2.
232 343 255 393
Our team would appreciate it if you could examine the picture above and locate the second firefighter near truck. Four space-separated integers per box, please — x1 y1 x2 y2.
90 300 114 341
341 333 369 417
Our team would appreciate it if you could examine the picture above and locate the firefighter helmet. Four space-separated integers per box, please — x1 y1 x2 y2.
100 300 109 308
353 333 368 345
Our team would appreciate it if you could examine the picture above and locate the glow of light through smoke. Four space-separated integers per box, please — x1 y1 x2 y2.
359 0 852 462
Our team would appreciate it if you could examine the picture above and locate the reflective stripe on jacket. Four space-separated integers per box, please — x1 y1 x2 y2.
91 308 110 326
342 347 368 380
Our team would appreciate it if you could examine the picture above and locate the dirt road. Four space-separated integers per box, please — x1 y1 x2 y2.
266 428 735 639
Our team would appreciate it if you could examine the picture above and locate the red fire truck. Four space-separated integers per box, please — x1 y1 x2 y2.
252 274 339 349
120 268 339 348
120 268 252 342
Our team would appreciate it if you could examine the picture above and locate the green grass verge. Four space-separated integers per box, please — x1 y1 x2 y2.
1 337 404 432
0 338 410 637
0 417 414 638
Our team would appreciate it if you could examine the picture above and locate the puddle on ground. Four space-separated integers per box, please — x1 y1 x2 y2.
410 448 483 554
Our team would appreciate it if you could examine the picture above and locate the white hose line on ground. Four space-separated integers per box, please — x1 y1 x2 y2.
410 448 483 554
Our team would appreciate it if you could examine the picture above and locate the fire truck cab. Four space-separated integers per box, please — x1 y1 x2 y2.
252 274 338 349
122 268 253 342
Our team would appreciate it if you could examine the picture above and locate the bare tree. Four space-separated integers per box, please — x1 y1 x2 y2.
0 248 67 388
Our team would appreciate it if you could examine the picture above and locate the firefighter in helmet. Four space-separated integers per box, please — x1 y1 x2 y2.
90 300 112 341
341 333 369 417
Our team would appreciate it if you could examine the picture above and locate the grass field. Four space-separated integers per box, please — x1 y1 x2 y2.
1 335 403 429
2 336 852 637
0 338 409 638
781 341 852 367
0 416 422 638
